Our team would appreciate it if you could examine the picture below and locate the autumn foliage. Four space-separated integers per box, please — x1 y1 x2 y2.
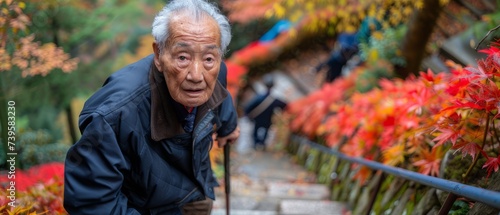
0 0 78 76
434 41 500 179
0 163 66 214
223 0 450 34
286 40 500 183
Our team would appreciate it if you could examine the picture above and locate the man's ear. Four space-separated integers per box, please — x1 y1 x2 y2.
152 42 162 72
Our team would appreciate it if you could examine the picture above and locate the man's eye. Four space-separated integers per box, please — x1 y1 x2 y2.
179 56 187 61
206 57 213 62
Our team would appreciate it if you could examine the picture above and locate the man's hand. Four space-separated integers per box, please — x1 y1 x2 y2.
216 126 240 148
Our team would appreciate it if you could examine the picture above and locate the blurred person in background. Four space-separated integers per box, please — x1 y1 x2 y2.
313 17 382 84
244 74 287 151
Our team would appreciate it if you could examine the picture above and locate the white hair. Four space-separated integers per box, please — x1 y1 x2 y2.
151 0 232 56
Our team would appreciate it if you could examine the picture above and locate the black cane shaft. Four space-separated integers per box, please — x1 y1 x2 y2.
224 143 230 215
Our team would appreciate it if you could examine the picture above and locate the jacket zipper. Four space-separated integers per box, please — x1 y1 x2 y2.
192 109 213 155
176 187 199 204
191 110 214 188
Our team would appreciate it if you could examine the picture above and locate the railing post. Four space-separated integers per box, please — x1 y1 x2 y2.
334 160 352 201
438 193 457 215
329 170 339 199
288 135 298 154
365 171 385 215
315 151 324 174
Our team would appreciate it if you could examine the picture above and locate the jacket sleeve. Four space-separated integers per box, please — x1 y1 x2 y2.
215 61 238 137
64 113 139 215
217 61 228 88
217 90 238 137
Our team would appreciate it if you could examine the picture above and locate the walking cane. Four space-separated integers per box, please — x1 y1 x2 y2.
223 142 231 215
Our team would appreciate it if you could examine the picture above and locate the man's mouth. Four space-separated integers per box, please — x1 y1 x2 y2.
185 89 204 96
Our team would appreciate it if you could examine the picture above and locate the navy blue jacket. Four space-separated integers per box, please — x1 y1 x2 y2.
64 55 238 214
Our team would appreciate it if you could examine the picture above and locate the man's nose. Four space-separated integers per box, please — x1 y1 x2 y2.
187 60 203 82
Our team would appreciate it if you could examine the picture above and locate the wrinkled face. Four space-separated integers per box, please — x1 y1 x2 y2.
153 11 221 108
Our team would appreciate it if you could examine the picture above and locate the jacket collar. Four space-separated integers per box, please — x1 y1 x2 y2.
149 63 228 141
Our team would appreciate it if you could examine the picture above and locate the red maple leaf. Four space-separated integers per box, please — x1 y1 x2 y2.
464 65 490 82
420 69 436 82
445 78 469 96
443 100 482 111
413 146 444 176
479 41 500 56
482 155 500 178
447 112 461 125
382 116 395 127
452 141 481 160
432 127 461 146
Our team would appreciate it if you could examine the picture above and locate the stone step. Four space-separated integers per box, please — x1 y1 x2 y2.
215 182 331 206
214 182 337 214
235 151 312 182
280 199 348 215
213 195 281 210
211 209 277 215
212 199 348 215
268 182 330 200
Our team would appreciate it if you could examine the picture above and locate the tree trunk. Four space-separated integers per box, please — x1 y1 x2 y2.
0 87 7 167
66 105 78 144
398 0 445 78
52 11 78 144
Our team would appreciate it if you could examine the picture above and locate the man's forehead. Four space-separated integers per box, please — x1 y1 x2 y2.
167 15 220 41
170 42 220 53
174 42 218 49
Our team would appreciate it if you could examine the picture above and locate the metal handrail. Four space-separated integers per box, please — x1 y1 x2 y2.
291 134 500 209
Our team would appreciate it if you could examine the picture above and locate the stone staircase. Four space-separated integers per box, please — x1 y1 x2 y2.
211 119 349 215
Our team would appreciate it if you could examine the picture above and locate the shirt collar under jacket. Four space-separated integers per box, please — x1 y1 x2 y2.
148 63 228 141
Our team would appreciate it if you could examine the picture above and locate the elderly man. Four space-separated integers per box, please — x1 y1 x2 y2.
63 0 239 214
